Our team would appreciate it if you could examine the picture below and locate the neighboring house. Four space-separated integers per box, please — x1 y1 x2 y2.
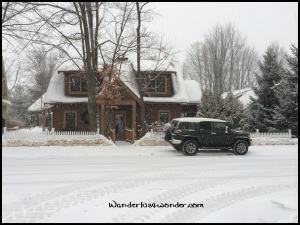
43 58 201 140
221 87 257 113
2 56 12 130
27 94 51 127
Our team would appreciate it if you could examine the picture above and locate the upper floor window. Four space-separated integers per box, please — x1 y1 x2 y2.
145 76 166 93
71 75 87 92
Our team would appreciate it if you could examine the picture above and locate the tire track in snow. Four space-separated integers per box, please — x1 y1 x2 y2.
111 168 297 223
2 170 189 223
160 182 297 223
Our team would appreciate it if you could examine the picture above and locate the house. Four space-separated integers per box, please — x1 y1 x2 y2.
221 87 257 113
28 94 52 127
2 56 12 131
43 58 201 140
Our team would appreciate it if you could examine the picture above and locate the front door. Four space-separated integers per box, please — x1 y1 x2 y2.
113 112 126 140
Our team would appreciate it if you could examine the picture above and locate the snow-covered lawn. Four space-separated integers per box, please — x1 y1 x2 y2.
2 144 298 223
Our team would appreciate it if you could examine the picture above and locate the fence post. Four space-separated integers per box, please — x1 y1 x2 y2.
97 128 99 135
288 129 291 138
51 128 55 140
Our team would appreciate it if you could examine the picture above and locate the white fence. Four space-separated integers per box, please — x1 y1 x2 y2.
250 129 291 138
2 127 101 141
150 129 165 140
149 129 292 139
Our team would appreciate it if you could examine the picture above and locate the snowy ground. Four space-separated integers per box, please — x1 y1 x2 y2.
2 144 298 223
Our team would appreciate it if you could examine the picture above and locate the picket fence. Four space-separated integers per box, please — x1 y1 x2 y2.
150 129 165 140
150 129 292 139
2 127 101 141
250 129 291 138
2 127 292 141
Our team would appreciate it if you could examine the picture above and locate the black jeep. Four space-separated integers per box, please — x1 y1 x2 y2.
165 117 251 156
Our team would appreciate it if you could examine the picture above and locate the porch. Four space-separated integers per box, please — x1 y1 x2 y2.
99 100 137 142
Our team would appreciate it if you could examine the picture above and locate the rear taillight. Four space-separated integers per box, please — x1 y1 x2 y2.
176 130 182 135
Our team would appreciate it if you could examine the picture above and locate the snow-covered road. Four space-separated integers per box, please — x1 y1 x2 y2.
2 144 298 223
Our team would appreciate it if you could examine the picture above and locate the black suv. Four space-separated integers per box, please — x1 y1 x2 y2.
165 117 251 156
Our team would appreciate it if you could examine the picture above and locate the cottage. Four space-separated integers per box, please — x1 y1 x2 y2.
43 58 201 141
221 87 257 113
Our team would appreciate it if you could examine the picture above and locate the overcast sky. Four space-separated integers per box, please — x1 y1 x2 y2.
148 2 298 62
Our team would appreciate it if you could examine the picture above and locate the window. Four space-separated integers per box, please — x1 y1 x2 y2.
71 76 80 91
199 122 211 130
212 122 226 131
156 77 165 92
70 75 88 93
64 111 77 130
159 111 169 123
145 76 166 93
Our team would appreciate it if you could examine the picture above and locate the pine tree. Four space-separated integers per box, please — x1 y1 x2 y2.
274 44 298 136
199 89 224 119
248 45 284 132
199 89 244 128
222 92 244 128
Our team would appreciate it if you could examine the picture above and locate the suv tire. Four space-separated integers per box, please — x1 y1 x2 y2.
233 140 248 155
183 140 198 156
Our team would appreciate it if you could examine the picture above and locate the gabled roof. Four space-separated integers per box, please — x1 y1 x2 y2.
28 94 51 111
221 87 257 110
44 59 201 104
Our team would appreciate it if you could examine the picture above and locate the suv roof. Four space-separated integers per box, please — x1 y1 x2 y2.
172 117 227 123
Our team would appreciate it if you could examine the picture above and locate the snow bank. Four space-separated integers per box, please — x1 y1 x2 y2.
134 132 170 146
2 137 114 147
251 137 298 145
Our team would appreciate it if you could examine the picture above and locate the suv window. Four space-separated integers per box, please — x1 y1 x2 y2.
178 122 198 130
199 121 211 130
212 122 226 131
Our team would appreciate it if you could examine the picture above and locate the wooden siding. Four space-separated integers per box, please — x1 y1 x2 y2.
51 103 90 131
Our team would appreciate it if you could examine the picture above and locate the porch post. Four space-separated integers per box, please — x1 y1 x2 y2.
100 103 105 135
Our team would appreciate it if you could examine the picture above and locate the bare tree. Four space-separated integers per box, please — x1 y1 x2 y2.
184 23 259 94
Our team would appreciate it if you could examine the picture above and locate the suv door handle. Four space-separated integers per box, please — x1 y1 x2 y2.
211 133 216 134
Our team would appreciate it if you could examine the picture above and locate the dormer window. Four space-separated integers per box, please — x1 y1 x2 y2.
70 75 87 93
145 76 166 93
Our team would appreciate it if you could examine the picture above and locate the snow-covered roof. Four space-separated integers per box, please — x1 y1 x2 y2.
171 117 227 123
183 80 202 104
44 59 201 104
131 59 176 72
28 94 45 111
44 71 88 104
221 87 257 109
119 60 200 104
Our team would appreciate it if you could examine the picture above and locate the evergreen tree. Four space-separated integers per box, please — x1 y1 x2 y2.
199 89 244 128
222 92 244 128
248 45 284 132
199 89 224 119
7 85 34 126
274 44 298 136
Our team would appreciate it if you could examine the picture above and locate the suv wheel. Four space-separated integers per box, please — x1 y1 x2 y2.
183 140 198 156
233 140 248 155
